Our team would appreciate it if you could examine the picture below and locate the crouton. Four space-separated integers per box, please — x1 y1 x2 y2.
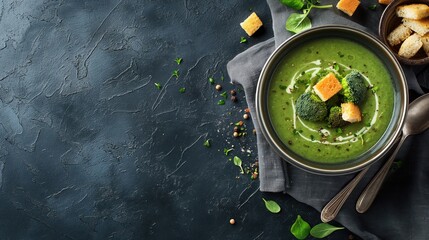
336 0 361 16
240 12 263 36
398 33 423 58
387 24 413 46
402 17 429 35
421 33 429 56
313 73 342 102
396 4 429 20
379 0 393 5
341 102 362 123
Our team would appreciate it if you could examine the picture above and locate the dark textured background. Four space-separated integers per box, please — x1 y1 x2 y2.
0 0 357 239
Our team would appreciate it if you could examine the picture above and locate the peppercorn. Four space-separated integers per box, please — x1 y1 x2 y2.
233 132 239 138
231 96 237 102
215 84 222 91
233 126 239 132
229 218 235 225
253 129 256 135
244 108 250 113
230 90 236 96
243 113 249 120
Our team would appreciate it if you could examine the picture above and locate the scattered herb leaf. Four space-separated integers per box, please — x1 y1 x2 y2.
290 215 311 240
262 198 281 213
221 76 225 81
285 0 332 34
154 82 162 90
279 0 305 10
218 99 225 105
172 69 179 79
179 87 186 93
174 57 183 65
209 77 215 85
240 37 247 43
310 223 344 238
203 139 211 148
286 13 311 34
233 156 244 174
333 62 340 71
220 91 228 99
224 148 233 156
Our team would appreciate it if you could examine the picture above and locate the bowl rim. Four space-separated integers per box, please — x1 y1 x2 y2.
255 25 408 175
378 0 429 65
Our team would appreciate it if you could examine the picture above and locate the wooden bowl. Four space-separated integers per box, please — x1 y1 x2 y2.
379 0 429 65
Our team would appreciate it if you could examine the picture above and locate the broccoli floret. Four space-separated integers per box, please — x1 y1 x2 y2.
327 106 347 128
341 71 367 105
295 92 328 122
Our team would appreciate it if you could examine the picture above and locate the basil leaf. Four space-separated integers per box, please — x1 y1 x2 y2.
279 0 305 10
290 215 311 239
310 223 344 238
262 198 281 213
286 13 311 34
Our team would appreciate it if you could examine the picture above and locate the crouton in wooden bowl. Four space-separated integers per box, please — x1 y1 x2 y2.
379 0 429 65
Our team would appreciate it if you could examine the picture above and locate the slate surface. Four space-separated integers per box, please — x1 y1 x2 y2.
0 0 357 239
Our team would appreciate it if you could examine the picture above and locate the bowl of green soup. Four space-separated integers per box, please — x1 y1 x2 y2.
256 25 408 175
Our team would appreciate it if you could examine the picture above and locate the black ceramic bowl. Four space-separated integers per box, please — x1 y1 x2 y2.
255 25 408 175
379 0 429 65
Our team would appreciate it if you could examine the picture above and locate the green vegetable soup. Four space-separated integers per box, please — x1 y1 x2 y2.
268 37 394 163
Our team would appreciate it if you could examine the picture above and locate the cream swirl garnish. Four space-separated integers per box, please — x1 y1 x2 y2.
289 63 379 145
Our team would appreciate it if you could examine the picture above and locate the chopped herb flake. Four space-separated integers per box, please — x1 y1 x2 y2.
220 91 228 99
174 57 183 65
218 99 225 105
368 4 377 10
172 69 179 79
179 87 186 93
209 77 215 85
240 37 247 43
203 139 211 148
154 82 162 90
224 148 233 156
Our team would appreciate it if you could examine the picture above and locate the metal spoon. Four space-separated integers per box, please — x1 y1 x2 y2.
356 93 429 213
321 93 429 222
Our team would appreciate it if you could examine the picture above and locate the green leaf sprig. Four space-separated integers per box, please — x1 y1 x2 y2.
262 198 281 213
233 156 244 174
290 215 344 239
290 215 311 239
282 0 332 34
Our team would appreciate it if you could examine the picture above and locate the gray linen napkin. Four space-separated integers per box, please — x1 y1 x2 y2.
227 0 429 239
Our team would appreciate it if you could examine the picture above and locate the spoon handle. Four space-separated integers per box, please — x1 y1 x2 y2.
321 167 369 223
356 135 407 213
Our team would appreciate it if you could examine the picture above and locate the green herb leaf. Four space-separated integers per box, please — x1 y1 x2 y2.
203 139 211 148
333 62 340 71
290 215 311 240
233 156 244 174
179 87 186 93
286 13 312 34
279 0 305 10
224 148 233 156
262 198 281 213
218 99 225 105
209 77 215 85
368 4 377 10
154 82 162 90
310 223 344 238
172 69 179 79
240 37 247 43
220 91 228 99
174 57 183 65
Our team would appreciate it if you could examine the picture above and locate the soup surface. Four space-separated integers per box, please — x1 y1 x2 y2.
268 37 394 163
